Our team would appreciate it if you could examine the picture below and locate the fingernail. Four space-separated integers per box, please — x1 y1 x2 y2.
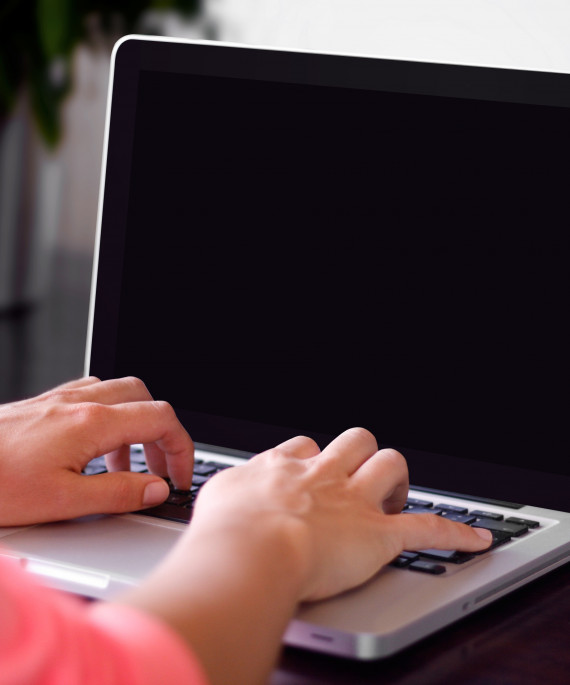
143 480 169 506
474 527 493 542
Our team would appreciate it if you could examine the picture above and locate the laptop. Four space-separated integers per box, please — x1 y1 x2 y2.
1 35 569 660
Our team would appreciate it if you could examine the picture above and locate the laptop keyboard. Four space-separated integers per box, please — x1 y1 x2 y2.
83 451 541 573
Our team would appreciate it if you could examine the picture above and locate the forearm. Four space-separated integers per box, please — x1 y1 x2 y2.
119 519 306 685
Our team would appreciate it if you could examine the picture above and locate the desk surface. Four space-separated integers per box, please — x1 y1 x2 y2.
272 561 570 685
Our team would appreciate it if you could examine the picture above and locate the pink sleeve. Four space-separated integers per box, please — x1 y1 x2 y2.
0 552 209 685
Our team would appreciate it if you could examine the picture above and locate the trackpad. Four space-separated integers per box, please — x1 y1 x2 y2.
2 515 182 583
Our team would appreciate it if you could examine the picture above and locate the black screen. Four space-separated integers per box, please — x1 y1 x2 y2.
93 41 569 508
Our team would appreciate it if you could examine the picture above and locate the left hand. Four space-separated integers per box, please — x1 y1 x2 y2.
0 376 194 526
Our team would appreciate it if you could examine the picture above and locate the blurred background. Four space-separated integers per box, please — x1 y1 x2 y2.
1 0 569 403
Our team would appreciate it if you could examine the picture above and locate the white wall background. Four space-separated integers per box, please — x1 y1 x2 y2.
209 0 570 72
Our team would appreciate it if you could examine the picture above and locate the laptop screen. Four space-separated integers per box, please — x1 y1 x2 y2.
90 38 569 510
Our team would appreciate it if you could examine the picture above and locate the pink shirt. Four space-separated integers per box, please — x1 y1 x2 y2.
0 552 209 685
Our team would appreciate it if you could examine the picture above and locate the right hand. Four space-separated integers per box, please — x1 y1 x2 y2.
192 427 492 601
121 426 492 685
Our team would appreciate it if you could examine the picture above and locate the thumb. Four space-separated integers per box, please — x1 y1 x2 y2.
72 472 170 516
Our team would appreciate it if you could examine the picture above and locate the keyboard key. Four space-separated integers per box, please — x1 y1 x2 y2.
391 553 418 568
208 461 232 470
192 474 210 486
166 490 193 506
506 516 540 529
390 556 409 568
441 513 477 524
470 509 504 521
472 519 529 537
406 497 434 508
193 462 219 476
404 507 444 515
130 449 146 464
83 457 107 475
408 560 446 575
436 503 469 515
418 549 475 564
472 530 512 554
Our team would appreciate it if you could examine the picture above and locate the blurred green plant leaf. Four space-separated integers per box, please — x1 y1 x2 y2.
1 0 200 146
36 0 73 59
29 60 71 147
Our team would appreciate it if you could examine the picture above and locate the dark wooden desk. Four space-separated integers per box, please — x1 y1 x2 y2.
272 562 570 685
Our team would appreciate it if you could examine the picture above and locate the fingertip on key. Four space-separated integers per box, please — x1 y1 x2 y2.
474 527 493 543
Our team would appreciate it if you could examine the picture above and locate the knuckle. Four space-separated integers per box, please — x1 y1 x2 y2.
379 448 408 471
270 435 319 460
123 376 147 393
380 447 404 461
72 401 106 425
296 435 319 451
347 426 378 448
42 387 72 402
152 399 175 418
269 446 289 460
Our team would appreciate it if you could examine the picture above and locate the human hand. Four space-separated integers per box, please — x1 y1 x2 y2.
192 427 492 601
122 428 491 685
122 427 492 685
0 376 193 526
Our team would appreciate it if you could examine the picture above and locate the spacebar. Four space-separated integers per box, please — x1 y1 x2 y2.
138 504 192 523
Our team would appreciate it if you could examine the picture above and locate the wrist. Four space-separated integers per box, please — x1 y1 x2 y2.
185 510 311 600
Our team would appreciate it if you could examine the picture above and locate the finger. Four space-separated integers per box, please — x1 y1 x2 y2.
144 441 169 479
321 427 378 474
54 376 101 390
65 471 170 519
105 444 132 472
352 448 409 513
74 400 194 490
61 376 154 406
270 435 321 460
394 512 494 553
0 471 170 527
